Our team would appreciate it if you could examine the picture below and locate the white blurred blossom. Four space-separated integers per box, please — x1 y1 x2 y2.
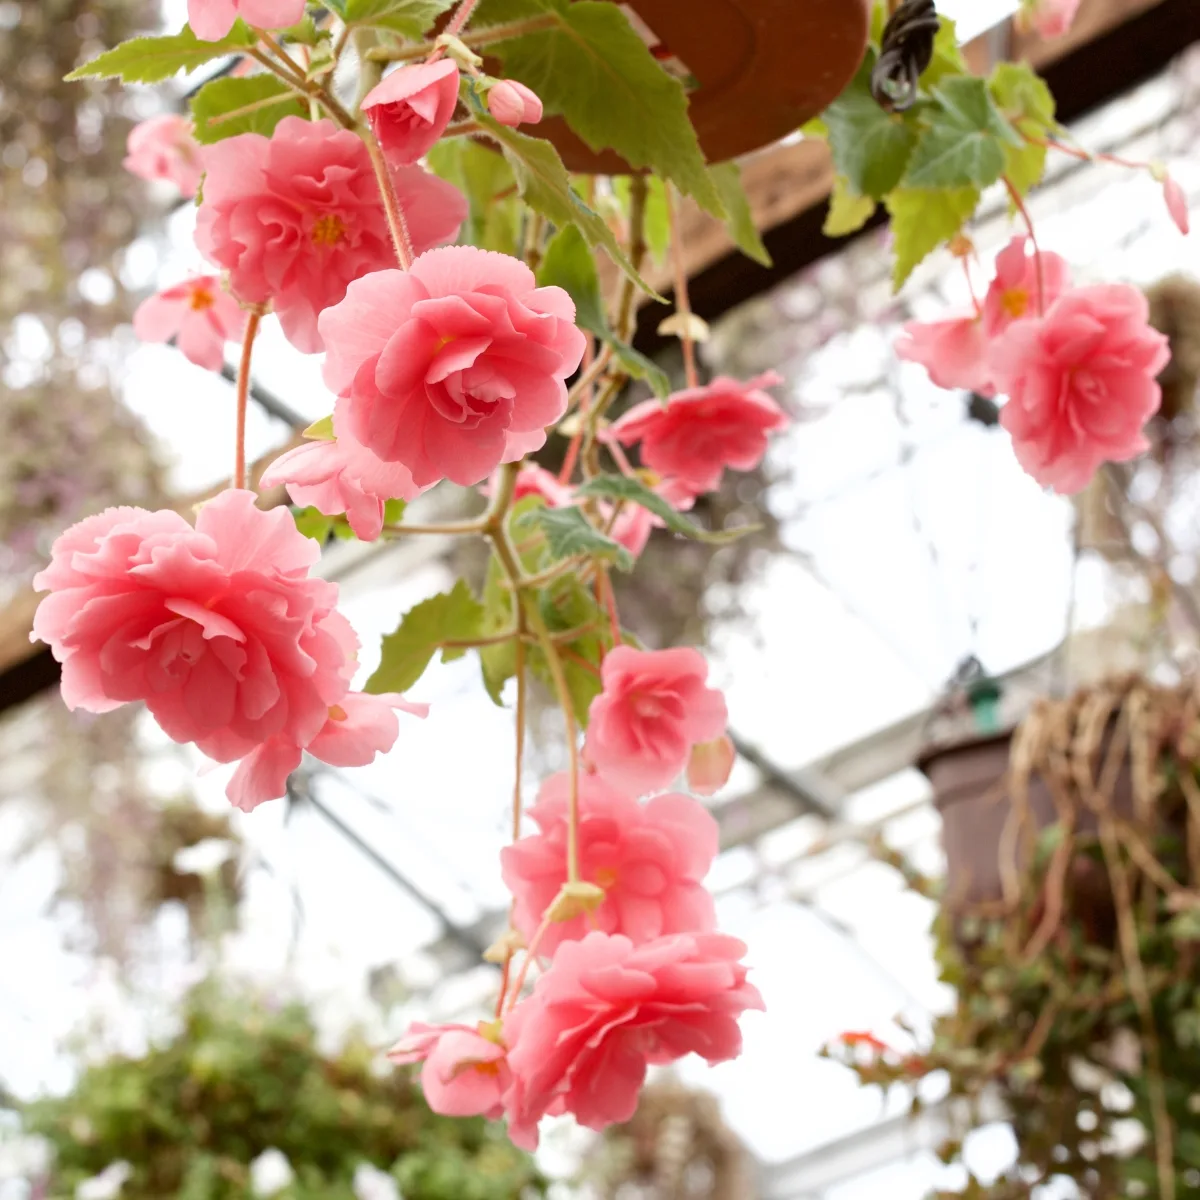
249 1149 294 1197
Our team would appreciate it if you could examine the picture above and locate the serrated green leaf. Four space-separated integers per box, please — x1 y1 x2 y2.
920 16 967 90
799 115 828 139
279 16 324 45
530 576 605 725
575 474 761 544
824 176 877 237
367 580 485 694
190 75 308 144
519 504 634 572
989 61 1055 199
343 0 455 36
473 110 663 299
426 137 521 255
293 506 336 542
536 224 669 398
822 60 918 201
66 23 256 83
480 0 723 216
708 161 771 267
886 185 980 289
903 76 1019 190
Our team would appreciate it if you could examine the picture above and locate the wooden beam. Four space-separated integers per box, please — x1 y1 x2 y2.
629 0 1199 355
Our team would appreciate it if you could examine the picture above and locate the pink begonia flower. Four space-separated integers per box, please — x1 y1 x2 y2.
605 373 788 502
608 501 657 558
585 646 727 796
1164 174 1190 235
132 276 246 372
321 248 586 487
687 734 736 797
895 317 992 394
510 463 574 507
188 0 306 40
31 490 423 811
1020 0 1081 38
488 80 544 127
503 931 763 1148
260 414 427 542
388 1021 510 1119
897 236 1070 396
991 284 1171 494
195 118 465 353
123 115 203 197
501 771 718 954
362 60 460 166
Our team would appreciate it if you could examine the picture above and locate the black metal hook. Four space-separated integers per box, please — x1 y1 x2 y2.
871 0 941 113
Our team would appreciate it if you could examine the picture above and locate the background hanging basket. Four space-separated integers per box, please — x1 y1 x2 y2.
920 678 1200 924
482 0 872 173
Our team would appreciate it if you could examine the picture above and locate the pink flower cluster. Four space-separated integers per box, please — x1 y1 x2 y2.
605 372 789 507
31 491 424 810
897 235 1170 494
194 117 466 353
389 647 758 1150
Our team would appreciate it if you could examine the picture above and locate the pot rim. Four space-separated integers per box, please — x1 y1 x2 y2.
915 728 1017 780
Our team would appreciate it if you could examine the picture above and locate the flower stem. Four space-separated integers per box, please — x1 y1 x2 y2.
367 14 558 61
1003 176 1045 316
233 311 261 491
363 132 415 269
522 592 581 883
666 182 698 389
506 914 553 1008
439 0 480 48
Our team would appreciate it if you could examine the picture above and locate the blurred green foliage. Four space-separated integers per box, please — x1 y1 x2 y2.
25 982 547 1200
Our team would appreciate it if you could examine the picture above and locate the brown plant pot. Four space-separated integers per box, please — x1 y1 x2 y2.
919 730 1138 915
486 0 871 172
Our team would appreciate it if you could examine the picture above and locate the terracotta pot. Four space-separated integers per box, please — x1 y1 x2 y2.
919 730 1138 912
486 0 872 173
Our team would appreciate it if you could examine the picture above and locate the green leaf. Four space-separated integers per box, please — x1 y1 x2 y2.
920 17 968 90
575 474 761 544
367 580 485 694
476 553 518 705
989 61 1055 198
343 0 456 36
66 23 256 82
824 176 877 237
303 415 335 440
279 16 324 45
473 110 663 299
903 76 1019 190
293 506 335 542
531 575 605 725
708 162 771 267
988 61 1056 127
536 224 670 398
822 60 917 201
612 175 670 266
518 504 635 572
190 75 308 144
426 137 522 255
886 185 980 289
537 224 608 336
481 0 723 216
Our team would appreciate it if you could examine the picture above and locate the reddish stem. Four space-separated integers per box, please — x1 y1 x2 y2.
429 0 480 59
234 311 262 491
1004 176 1045 316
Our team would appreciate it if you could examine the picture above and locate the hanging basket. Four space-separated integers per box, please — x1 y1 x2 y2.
485 0 872 173
919 678 1200 928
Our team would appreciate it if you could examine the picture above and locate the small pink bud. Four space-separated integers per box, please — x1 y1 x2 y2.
1164 174 1190 235
488 80 543 128
687 734 736 797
